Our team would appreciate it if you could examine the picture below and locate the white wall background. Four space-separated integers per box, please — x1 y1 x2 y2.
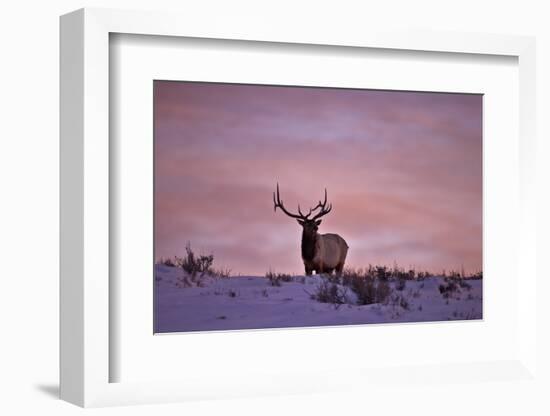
1 1 548 415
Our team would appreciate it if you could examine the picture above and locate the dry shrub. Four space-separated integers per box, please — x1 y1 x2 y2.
342 268 392 305
310 279 348 308
265 270 293 286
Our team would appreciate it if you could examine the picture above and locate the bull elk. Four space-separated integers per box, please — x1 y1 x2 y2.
273 184 348 275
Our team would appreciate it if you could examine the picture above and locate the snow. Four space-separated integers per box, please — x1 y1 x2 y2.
154 265 482 333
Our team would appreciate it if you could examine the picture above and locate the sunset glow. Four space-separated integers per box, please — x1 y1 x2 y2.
154 81 482 275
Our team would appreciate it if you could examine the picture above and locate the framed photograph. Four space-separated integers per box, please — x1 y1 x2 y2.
60 8 538 408
153 80 483 334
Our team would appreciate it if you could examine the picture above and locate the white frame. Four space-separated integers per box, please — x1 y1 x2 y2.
60 8 537 407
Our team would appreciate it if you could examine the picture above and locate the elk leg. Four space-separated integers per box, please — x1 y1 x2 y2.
335 263 344 275
305 266 313 276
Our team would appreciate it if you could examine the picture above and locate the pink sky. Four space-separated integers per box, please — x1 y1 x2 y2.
154 81 482 275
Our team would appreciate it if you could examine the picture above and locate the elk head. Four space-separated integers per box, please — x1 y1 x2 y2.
272 183 332 238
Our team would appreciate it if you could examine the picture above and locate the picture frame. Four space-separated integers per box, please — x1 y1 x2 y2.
60 7 538 408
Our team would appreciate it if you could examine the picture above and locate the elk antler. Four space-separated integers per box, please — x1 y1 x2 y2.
273 184 333 221
273 183 310 220
310 188 333 220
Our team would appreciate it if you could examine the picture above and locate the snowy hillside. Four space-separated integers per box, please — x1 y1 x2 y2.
154 264 482 333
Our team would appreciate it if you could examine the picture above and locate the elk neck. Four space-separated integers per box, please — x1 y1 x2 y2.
301 230 318 262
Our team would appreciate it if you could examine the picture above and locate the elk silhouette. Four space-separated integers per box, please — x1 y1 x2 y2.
273 184 348 275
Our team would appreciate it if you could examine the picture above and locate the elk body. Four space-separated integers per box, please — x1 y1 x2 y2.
273 184 348 275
